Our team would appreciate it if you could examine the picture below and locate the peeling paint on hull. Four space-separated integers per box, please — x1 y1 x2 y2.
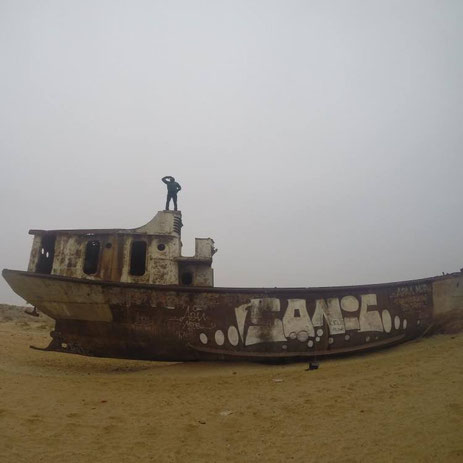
3 269 463 362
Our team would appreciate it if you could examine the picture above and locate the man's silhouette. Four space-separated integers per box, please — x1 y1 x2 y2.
162 176 182 211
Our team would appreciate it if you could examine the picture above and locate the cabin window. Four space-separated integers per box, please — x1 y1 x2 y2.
83 240 100 275
36 234 56 274
157 243 166 251
130 241 146 276
181 271 193 285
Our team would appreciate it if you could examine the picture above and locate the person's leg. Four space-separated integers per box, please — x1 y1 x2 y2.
165 194 171 210
173 194 178 211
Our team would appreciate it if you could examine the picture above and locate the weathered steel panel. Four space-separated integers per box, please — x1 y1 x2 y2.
4 269 459 362
27 212 214 287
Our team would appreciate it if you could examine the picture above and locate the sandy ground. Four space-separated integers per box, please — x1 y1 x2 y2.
0 305 462 463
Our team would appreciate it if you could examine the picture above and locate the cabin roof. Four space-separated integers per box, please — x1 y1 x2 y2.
28 211 182 237
28 228 174 236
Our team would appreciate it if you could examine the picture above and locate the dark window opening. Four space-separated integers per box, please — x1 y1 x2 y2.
105 242 112 249
130 241 146 276
294 309 301 318
181 272 193 285
36 234 56 274
157 243 166 251
83 240 101 275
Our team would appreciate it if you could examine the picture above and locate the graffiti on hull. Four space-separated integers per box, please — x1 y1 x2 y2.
234 294 389 346
198 285 431 349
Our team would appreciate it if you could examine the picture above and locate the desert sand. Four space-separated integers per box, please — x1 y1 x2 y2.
0 304 462 463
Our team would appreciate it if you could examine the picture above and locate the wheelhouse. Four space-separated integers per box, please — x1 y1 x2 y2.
27 211 216 287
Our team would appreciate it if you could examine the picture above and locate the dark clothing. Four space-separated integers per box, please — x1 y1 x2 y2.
166 181 181 193
162 177 181 193
162 176 181 211
166 192 178 211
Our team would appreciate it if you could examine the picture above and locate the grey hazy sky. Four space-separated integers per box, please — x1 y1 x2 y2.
1 0 462 304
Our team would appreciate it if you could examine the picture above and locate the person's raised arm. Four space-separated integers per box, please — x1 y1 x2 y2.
162 176 171 184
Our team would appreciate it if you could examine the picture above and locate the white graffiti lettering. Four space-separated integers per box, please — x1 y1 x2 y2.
312 298 345 335
282 299 315 338
359 294 383 332
232 294 388 345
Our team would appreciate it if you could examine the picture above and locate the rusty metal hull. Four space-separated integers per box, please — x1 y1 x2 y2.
3 269 463 361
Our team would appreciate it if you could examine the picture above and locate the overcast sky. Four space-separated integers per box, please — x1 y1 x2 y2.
1 0 462 304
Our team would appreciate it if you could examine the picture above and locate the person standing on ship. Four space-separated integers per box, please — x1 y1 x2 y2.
162 176 182 211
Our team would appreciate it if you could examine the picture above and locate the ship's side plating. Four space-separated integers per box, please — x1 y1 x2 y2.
3 269 463 361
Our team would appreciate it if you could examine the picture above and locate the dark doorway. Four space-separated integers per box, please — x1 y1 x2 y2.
83 240 101 275
36 234 56 274
130 241 147 276
181 271 193 285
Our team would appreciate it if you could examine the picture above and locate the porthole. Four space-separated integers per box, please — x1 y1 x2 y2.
157 243 166 251
105 242 112 249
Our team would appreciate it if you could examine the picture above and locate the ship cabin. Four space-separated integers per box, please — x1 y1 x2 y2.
26 211 216 287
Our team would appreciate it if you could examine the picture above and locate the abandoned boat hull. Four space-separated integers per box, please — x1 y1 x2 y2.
2 269 462 361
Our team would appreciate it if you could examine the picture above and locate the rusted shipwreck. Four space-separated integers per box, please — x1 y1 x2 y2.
2 210 462 361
